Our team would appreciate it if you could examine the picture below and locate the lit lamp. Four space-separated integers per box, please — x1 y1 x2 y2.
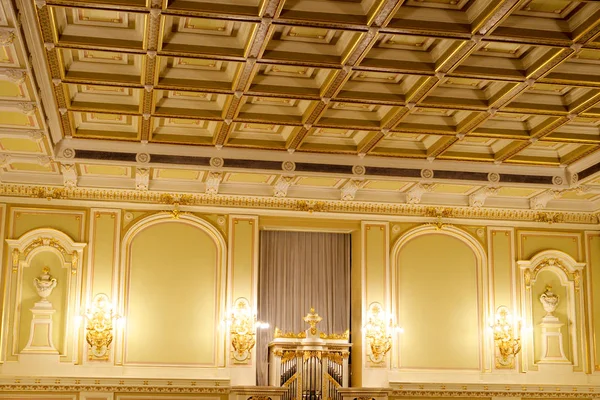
227 297 269 362
364 302 401 364
491 306 521 368
85 293 119 360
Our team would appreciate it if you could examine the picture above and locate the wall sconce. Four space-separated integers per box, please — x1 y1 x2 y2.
491 306 521 368
227 297 269 362
364 302 399 364
85 293 118 360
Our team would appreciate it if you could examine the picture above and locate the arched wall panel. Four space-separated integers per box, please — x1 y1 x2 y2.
119 214 226 367
391 226 488 371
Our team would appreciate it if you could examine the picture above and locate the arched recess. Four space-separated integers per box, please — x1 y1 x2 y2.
517 250 585 372
4 228 86 363
390 225 490 371
116 213 227 367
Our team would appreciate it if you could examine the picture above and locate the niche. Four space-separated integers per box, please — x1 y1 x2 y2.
5 229 85 362
518 250 585 371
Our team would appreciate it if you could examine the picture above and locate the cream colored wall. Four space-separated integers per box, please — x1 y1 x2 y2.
124 220 220 366
0 201 599 388
396 233 481 370
589 233 600 371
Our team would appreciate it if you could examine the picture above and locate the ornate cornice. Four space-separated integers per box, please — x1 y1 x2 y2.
0 385 229 394
0 376 229 394
390 383 598 399
1 378 599 397
391 390 594 399
0 183 598 225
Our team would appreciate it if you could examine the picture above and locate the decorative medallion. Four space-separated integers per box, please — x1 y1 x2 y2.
571 173 579 185
352 165 366 176
210 157 224 168
488 172 500 183
421 169 434 179
136 153 150 164
282 161 296 172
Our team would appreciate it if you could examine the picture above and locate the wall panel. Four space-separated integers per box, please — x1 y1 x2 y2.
588 233 600 370
519 231 581 261
122 218 223 366
394 230 482 370
11 208 85 242
489 228 514 312
87 209 120 301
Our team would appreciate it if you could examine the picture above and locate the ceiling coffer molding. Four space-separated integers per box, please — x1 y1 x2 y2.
0 0 598 212
0 68 26 84
23 0 600 164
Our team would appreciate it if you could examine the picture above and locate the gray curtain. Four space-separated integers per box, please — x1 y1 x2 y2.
256 230 351 386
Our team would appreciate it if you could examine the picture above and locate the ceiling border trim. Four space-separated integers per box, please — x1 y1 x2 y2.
0 183 597 225
69 150 563 187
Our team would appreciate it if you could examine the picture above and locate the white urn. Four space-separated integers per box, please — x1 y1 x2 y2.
33 266 57 302
539 285 559 316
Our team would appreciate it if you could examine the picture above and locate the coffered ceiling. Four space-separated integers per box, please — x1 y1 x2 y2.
1 0 600 213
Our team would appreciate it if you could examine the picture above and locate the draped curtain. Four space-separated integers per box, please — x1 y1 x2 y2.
256 230 351 385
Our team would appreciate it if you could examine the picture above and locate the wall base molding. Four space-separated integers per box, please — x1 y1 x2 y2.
0 378 598 398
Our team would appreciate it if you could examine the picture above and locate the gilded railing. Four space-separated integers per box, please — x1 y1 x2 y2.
268 309 351 400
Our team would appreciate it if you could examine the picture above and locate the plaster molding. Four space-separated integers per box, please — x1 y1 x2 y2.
135 167 149 191
273 175 293 198
0 183 597 225
341 179 364 201
54 138 570 178
406 183 434 204
206 171 223 195
60 163 77 188
469 187 498 208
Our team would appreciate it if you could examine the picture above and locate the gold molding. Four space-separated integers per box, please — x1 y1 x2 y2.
273 328 306 339
0 184 598 224
0 384 228 394
390 389 595 398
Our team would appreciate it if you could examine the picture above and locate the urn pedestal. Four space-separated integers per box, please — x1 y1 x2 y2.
22 300 58 354
538 286 569 363
539 315 568 363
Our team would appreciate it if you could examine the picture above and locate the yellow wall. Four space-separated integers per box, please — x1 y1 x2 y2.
490 228 513 311
0 201 599 383
395 232 481 369
590 233 600 370
88 210 119 299
124 220 221 365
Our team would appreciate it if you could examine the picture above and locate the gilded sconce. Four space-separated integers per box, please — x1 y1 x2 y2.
228 297 267 362
491 306 521 368
85 293 117 360
364 302 396 364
